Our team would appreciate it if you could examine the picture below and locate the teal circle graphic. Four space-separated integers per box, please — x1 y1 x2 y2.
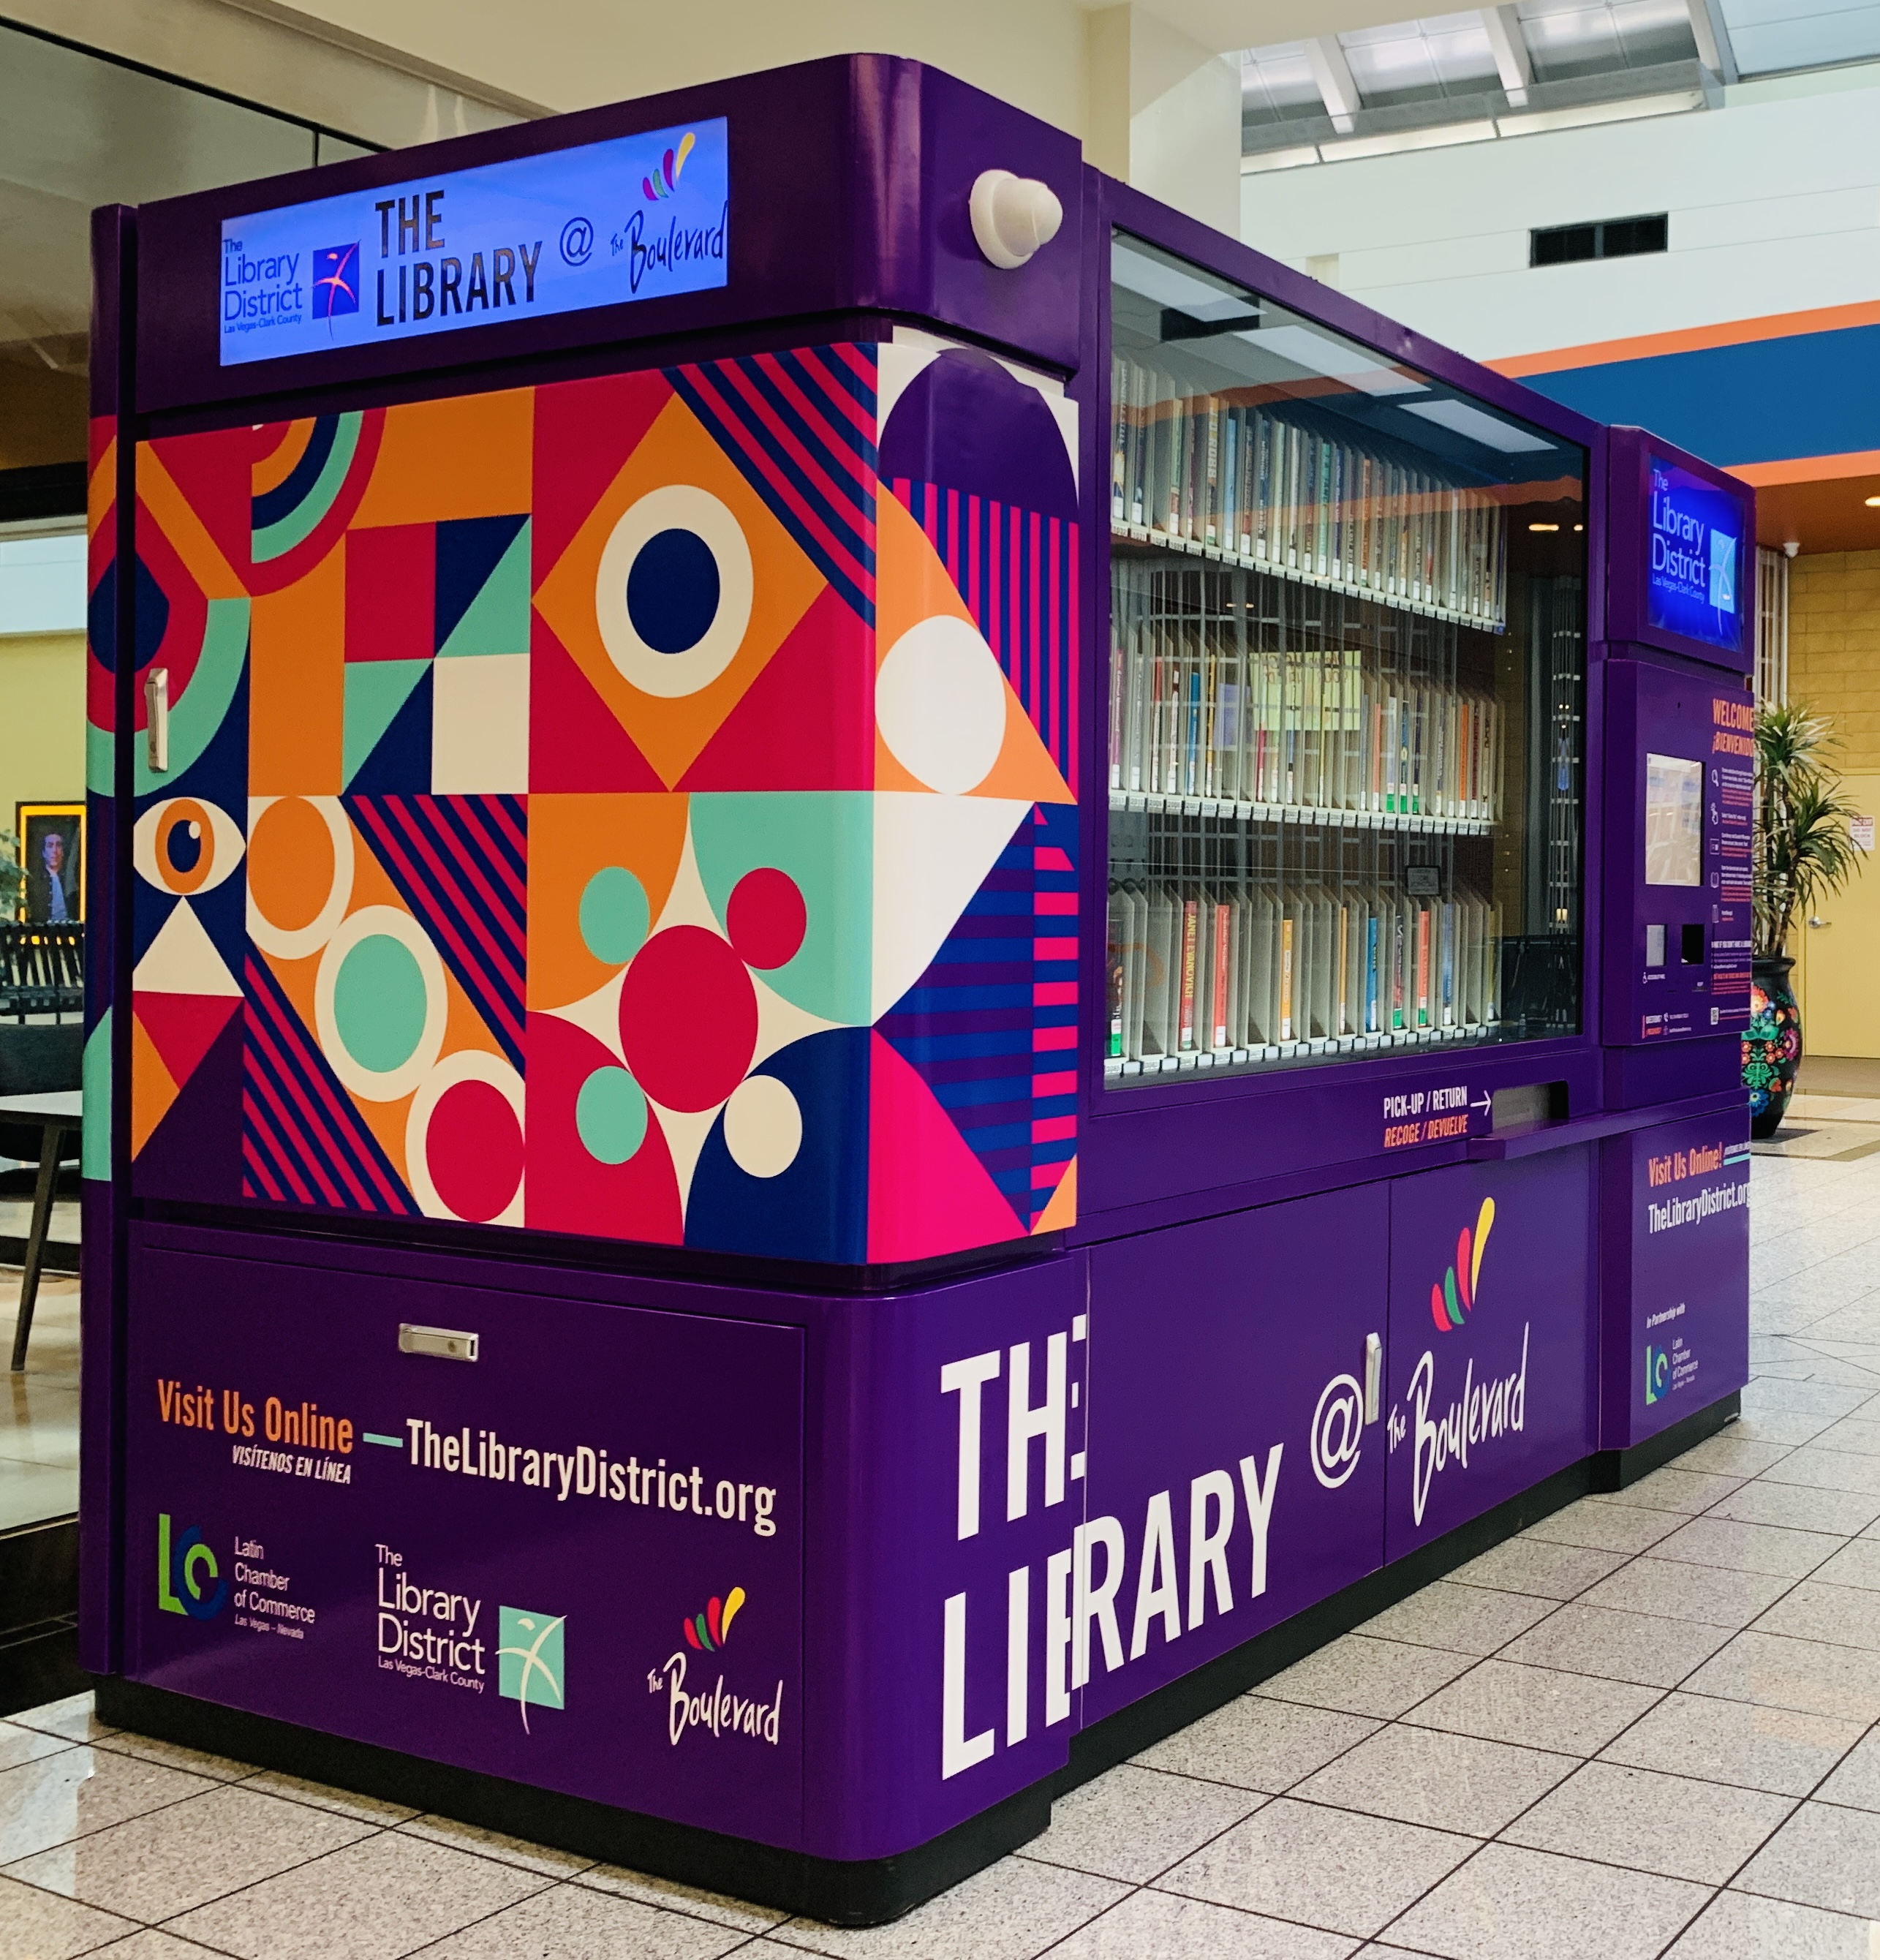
332 933 428 1074
576 1066 648 1165
580 866 651 966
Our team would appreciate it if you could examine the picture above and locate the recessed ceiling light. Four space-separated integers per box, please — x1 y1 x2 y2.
1865 494 1880 508
1529 522 1559 532
1574 523 1585 532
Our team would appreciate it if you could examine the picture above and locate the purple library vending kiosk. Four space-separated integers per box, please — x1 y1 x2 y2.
81 55 1751 1921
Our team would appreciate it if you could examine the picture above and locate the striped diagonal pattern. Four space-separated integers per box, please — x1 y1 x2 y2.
890 480 1081 798
668 345 877 624
344 795 527 1071
242 951 412 1215
875 801 1079 1230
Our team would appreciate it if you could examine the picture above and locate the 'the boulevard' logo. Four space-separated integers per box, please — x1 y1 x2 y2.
1394 1196 1529 1527
157 1513 228 1620
651 1587 782 1748
682 1586 745 1653
1432 1197 1494 1333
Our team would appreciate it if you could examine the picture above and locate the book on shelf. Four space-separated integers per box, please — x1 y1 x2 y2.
1106 560 1501 821
1110 354 1511 628
1103 875 1502 1066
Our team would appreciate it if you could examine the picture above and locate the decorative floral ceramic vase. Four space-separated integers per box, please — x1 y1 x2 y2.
1743 954 1801 1139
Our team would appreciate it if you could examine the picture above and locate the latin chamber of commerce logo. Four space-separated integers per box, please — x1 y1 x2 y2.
157 1513 229 1620
1645 1343 1672 1405
1431 1196 1495 1333
311 244 360 320
497 1606 566 1732
643 130 696 202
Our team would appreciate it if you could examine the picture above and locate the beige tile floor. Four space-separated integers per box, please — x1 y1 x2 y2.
8 1136 1880 1957
0 1264 78 1531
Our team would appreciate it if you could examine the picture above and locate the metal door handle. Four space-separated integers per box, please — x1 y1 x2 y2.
1807 916 1831 929
144 668 169 773
1364 1332 1383 1424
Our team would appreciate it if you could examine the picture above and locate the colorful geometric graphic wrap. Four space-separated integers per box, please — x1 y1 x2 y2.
123 339 1080 1262
84 415 120 1182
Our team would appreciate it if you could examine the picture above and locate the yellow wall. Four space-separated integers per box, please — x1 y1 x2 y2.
1788 551 1880 1056
1788 548 1880 772
0 363 88 472
276 0 1095 142
0 633 86 856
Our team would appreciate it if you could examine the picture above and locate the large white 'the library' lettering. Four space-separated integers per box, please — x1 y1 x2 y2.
937 1322 1285 1780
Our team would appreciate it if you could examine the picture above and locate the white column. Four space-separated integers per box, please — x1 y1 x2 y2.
1087 3 1242 237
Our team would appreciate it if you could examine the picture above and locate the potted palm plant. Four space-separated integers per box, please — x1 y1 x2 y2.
1745 704 1865 1137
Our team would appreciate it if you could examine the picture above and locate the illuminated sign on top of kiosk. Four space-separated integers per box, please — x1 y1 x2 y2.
1645 456 1744 655
218 118 729 365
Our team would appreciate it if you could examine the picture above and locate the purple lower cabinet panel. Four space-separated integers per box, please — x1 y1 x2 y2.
826 1255 1087 1859
1384 1149 1596 1562
1076 1188 1389 1726
124 1238 807 1848
1599 1112 1750 1450
80 1180 121 1675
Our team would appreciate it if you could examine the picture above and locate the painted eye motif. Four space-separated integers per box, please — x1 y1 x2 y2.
132 797 246 895
593 483 754 698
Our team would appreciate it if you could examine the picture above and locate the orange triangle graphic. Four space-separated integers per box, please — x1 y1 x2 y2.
528 617 668 792
134 991 241 1092
129 1011 181 1158
1031 1156 1077 1233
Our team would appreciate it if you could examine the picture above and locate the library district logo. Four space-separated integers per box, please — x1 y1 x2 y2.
650 1586 782 1748
156 1514 228 1620
312 244 360 319
1708 530 1735 614
497 1607 566 1733
1431 1197 1495 1333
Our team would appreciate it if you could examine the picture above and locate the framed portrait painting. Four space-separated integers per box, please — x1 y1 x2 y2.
16 804 83 924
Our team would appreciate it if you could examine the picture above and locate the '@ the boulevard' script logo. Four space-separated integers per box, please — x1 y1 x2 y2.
649 1587 781 1749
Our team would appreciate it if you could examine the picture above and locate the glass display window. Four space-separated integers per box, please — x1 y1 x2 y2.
1105 233 1588 1084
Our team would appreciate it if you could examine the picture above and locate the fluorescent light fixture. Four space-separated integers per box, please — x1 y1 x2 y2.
1242 145 1321 174
1318 119 1496 162
1400 398 1555 453
1865 495 1880 508
1496 91 1704 139
0 531 86 636
1529 521 1560 532
1238 324 1427 396
1111 241 1243 313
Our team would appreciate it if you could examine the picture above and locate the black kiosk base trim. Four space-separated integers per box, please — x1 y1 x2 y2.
94 1393 1740 1926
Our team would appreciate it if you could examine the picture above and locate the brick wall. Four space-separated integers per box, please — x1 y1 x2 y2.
1788 549 1880 772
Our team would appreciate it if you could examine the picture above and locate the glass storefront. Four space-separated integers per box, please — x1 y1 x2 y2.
1105 234 1588 1081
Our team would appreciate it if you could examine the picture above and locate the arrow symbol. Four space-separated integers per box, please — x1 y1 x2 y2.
1471 1091 1492 1118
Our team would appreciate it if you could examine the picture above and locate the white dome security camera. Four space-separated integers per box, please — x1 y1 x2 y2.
970 170 1063 269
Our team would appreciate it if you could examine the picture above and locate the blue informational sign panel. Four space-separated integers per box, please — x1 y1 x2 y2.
1646 456 1745 655
219 118 728 366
